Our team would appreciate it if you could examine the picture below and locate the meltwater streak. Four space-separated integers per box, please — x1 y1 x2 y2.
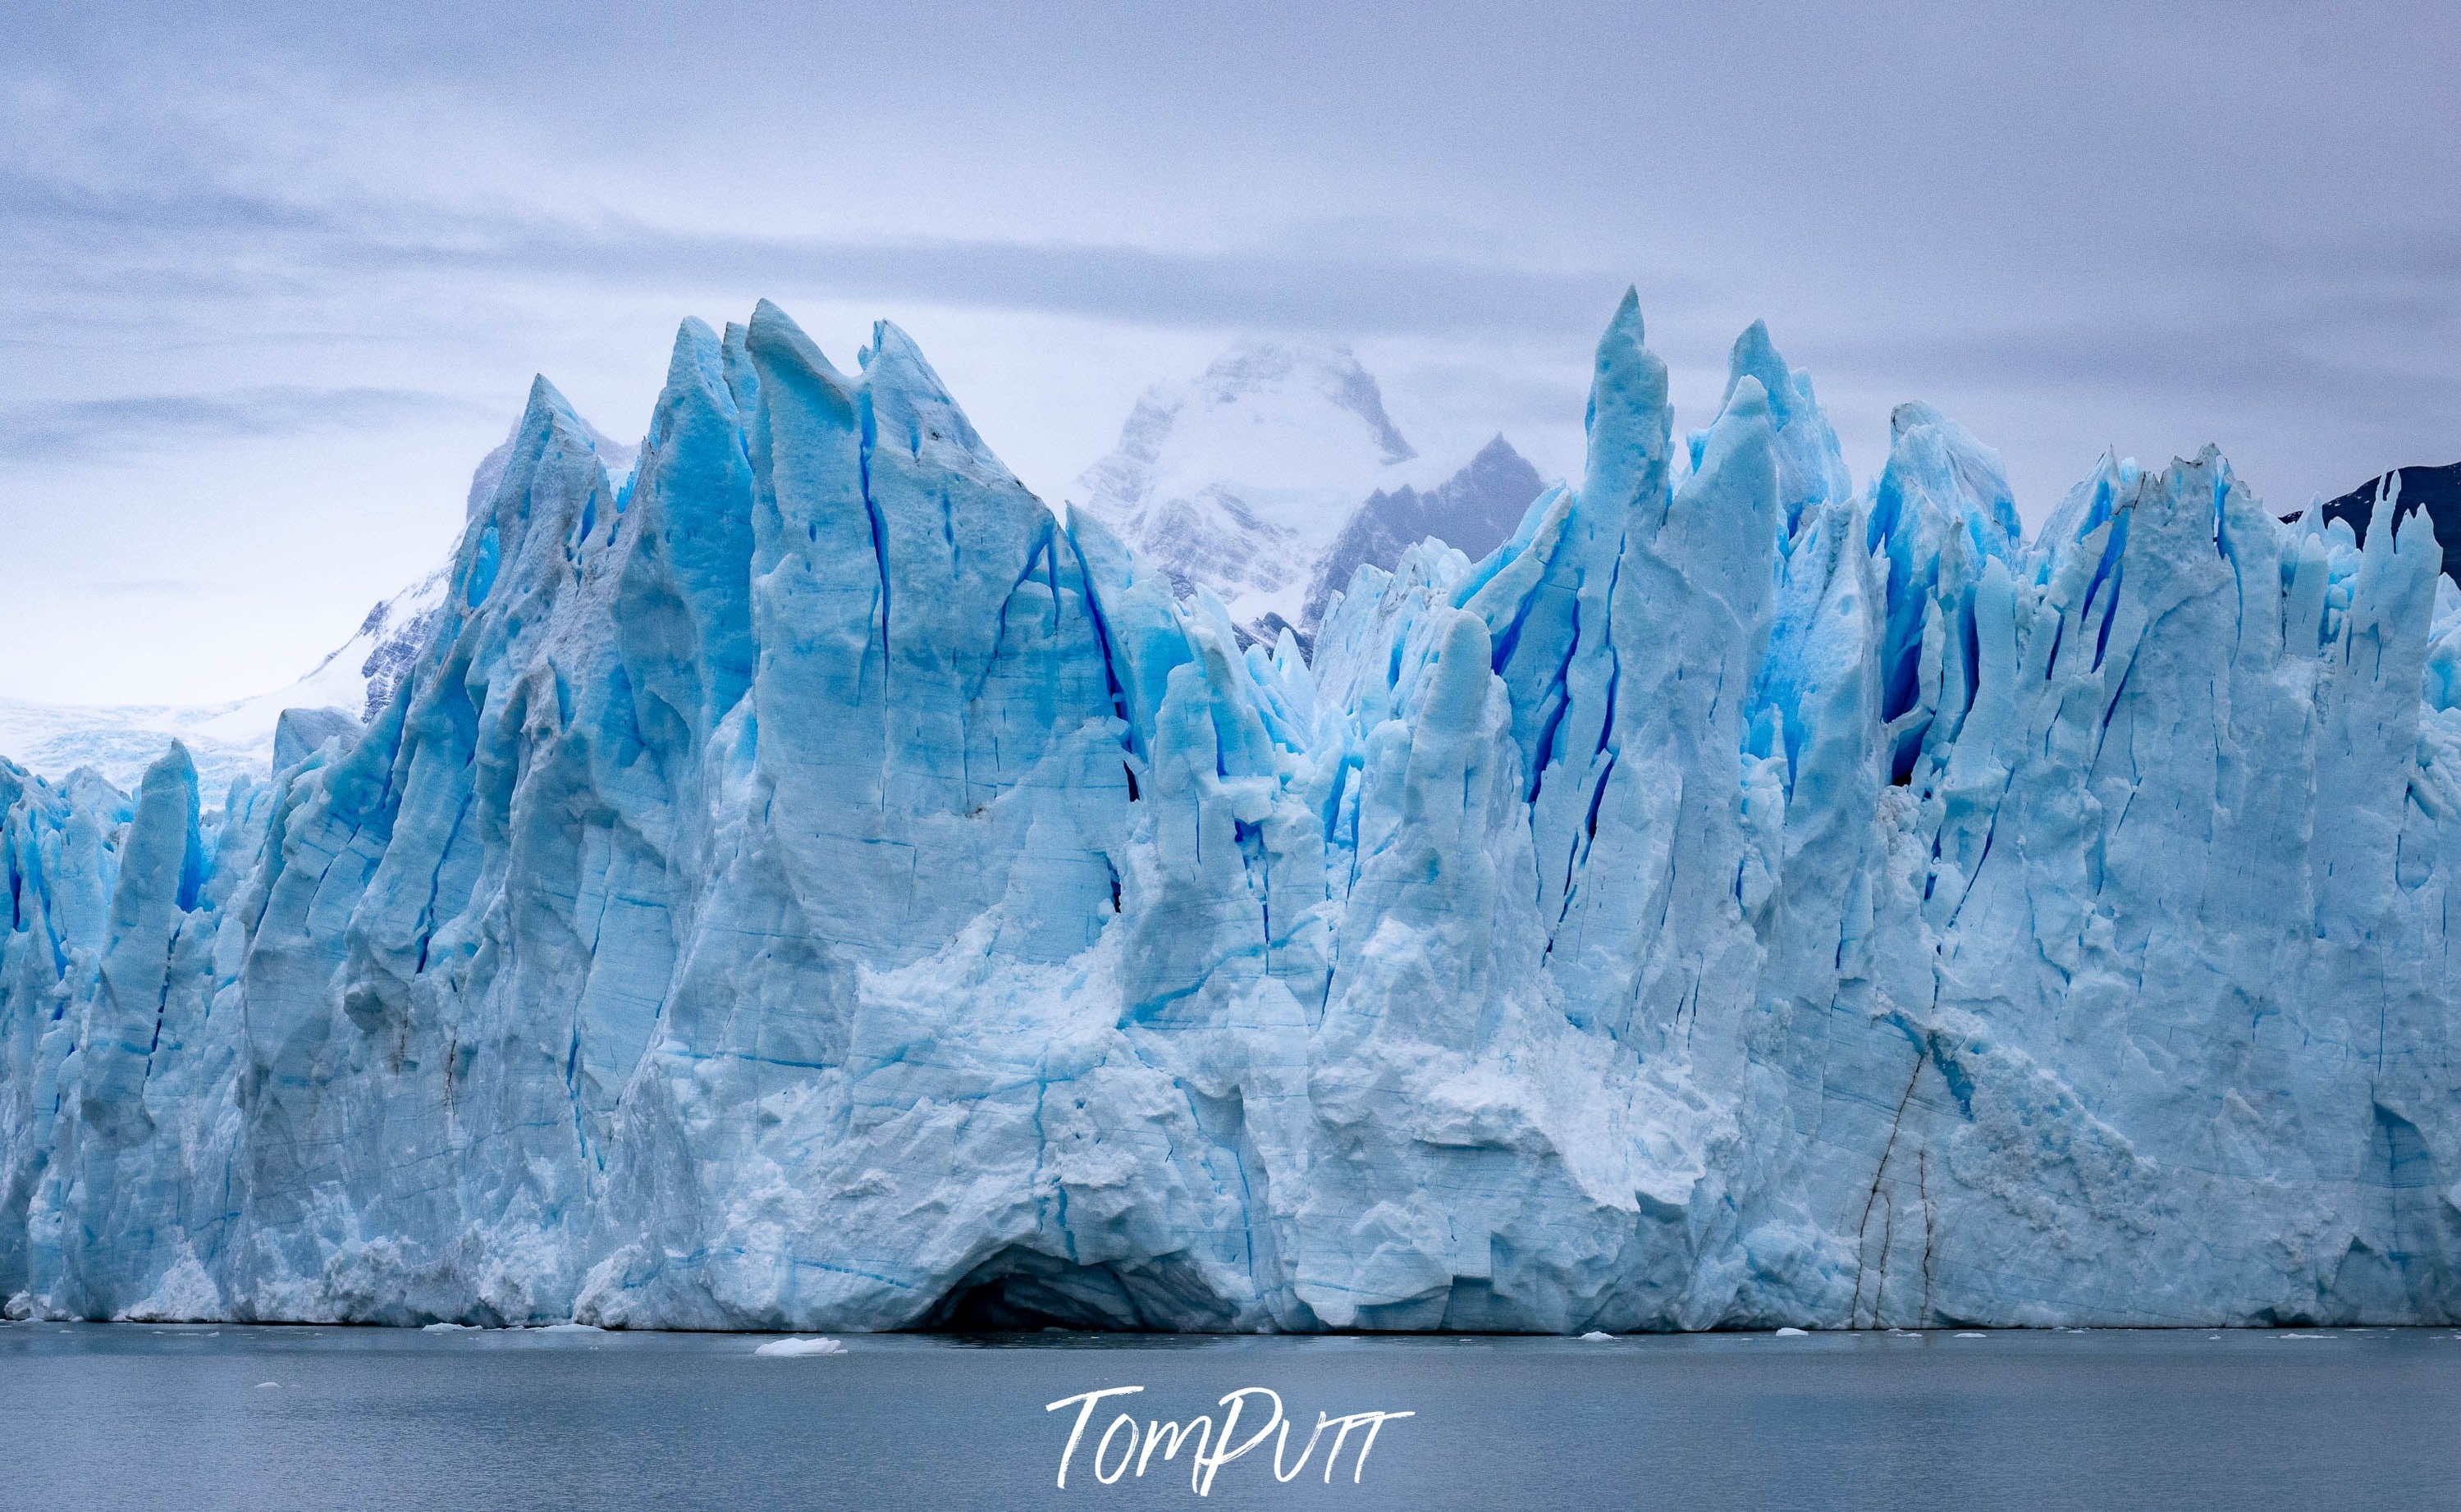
7 1327 2459 1511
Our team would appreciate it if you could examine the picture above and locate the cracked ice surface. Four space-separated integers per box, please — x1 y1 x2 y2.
6 295 2460 1332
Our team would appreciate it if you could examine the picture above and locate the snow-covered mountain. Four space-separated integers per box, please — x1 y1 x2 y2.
1072 339 1428 642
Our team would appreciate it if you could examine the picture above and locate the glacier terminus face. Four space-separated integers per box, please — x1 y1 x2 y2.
5 292 2459 1332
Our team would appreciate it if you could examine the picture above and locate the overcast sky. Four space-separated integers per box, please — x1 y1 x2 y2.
4 0 2455 703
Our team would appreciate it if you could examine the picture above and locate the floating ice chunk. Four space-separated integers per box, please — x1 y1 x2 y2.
754 1337 845 1357
536 1322 602 1333
422 1322 477 1332
254 1382 279 1390
1955 1332 1988 1339
1579 1331 1615 1341
1774 1328 1809 1337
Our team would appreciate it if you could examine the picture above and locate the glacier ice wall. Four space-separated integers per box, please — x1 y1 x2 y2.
7 294 2460 1331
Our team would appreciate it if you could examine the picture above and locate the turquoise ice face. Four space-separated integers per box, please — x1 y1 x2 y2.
4 294 2456 1334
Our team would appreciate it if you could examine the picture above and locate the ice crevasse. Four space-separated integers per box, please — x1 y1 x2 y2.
6 293 2459 1332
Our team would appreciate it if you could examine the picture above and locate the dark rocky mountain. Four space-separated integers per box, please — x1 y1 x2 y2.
1297 434 1545 633
2304 462 2461 584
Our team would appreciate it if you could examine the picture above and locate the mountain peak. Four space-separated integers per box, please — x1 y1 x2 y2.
1071 337 1423 637
2304 461 2461 586
1187 339 1416 466
1299 435 1545 633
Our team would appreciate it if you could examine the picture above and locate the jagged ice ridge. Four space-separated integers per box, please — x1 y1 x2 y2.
6 294 2459 1332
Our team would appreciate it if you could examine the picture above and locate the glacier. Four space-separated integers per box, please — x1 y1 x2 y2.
5 292 2460 1332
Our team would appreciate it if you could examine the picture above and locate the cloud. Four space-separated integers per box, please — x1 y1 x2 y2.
521 225 1640 340
0 386 493 462
1824 312 2461 413
0 158 1651 342
80 578 243 599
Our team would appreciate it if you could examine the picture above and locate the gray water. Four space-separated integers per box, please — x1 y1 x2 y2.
5 1323 2458 1510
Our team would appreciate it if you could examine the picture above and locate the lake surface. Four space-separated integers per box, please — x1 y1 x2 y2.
5 1323 2458 1510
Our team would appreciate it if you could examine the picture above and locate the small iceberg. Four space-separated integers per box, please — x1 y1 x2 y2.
755 1336 846 1357
536 1322 602 1333
422 1322 477 1332
1579 1331 1615 1341
1774 1327 1809 1337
